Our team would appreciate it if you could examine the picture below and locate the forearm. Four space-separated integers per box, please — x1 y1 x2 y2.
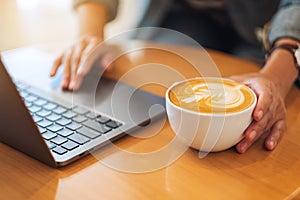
76 3 109 38
261 38 299 98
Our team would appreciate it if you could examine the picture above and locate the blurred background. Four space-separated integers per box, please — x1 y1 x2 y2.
0 0 148 51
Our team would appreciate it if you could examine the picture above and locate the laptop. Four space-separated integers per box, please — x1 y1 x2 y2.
0 51 166 167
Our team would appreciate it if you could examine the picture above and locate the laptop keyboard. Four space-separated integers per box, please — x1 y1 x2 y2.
15 81 123 156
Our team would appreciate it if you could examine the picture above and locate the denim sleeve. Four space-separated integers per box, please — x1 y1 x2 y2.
72 0 119 22
268 0 300 45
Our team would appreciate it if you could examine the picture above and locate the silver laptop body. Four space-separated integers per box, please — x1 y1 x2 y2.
0 57 165 167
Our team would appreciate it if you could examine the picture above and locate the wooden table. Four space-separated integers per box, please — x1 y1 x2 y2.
1 41 300 200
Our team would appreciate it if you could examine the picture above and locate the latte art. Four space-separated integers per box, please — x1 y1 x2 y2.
169 79 255 113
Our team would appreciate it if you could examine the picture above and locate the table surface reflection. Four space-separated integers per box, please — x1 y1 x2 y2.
1 42 300 200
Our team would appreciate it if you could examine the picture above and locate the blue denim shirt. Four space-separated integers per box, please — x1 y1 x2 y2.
269 0 300 46
73 0 300 83
73 0 300 46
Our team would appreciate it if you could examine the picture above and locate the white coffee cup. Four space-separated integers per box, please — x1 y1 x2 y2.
166 77 257 152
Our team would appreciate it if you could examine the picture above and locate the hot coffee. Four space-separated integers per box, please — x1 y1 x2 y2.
169 78 255 113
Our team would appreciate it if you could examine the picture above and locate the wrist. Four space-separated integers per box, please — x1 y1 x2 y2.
266 43 300 73
262 49 298 98
77 3 108 38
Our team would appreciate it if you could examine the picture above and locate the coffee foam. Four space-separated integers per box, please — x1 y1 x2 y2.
169 79 255 113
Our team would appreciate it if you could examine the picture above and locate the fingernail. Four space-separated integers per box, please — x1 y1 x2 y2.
238 140 248 153
267 140 275 150
62 82 69 91
257 110 263 120
69 81 75 91
248 130 256 141
73 83 80 91
240 145 247 153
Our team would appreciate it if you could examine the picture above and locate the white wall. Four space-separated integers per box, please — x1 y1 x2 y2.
0 0 148 51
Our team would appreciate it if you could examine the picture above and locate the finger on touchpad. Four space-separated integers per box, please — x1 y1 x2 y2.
50 65 63 89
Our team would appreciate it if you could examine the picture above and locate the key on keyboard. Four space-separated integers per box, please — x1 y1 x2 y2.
15 81 123 156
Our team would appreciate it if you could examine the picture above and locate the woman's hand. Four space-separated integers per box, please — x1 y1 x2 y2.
50 2 111 91
50 35 113 91
230 73 287 153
